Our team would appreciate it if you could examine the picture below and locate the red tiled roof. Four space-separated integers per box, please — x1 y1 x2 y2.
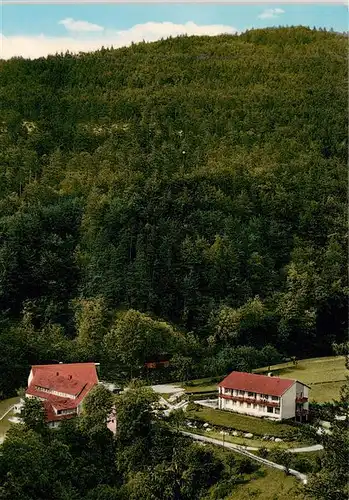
218 371 295 397
33 372 87 396
43 401 76 422
26 363 98 422
31 363 98 385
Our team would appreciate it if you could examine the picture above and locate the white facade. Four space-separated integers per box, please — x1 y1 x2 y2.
27 369 34 387
218 381 309 421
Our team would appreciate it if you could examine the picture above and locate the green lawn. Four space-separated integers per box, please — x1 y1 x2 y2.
226 467 305 500
309 381 344 403
185 384 218 393
186 405 298 439
183 376 219 393
0 397 20 438
255 356 346 403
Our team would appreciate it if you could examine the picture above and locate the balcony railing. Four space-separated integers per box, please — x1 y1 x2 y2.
296 408 309 415
296 396 308 403
220 394 279 407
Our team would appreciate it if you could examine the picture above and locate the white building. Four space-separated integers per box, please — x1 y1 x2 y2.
218 371 309 421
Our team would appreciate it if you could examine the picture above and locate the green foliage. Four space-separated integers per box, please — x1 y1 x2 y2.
237 458 258 475
114 384 159 443
20 397 46 434
305 370 349 499
120 441 224 500
0 417 118 500
81 384 114 430
168 407 186 431
103 309 182 378
0 427 77 500
74 296 109 360
201 344 283 378
269 448 292 473
257 446 269 458
0 27 347 395
0 77 345 497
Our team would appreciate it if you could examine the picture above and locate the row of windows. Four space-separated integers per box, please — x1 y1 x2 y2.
56 408 77 415
35 386 76 400
229 400 280 414
223 389 279 401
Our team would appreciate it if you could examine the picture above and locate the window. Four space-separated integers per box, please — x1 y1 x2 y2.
248 392 254 397
247 403 251 408
272 396 279 401
239 390 244 396
253 404 258 409
267 407 274 413
275 408 280 414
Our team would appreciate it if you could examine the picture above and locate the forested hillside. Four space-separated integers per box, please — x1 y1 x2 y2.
0 27 347 395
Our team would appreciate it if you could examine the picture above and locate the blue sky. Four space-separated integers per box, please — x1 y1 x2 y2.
1 3 348 59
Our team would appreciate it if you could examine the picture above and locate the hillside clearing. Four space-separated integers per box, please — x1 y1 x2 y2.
183 356 346 402
226 467 305 500
255 356 346 403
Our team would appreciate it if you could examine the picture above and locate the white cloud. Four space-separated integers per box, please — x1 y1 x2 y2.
0 21 239 60
59 18 104 32
258 8 285 20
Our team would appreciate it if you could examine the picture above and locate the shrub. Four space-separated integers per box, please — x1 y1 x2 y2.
257 446 269 458
237 458 258 474
187 402 199 412
291 456 313 473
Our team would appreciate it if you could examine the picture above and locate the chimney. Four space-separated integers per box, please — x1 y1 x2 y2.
68 375 72 380
56 372 59 376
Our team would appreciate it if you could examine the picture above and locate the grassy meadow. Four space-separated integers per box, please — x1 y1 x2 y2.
226 467 305 500
255 356 346 403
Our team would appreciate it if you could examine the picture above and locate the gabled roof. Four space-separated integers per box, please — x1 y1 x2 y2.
218 371 296 397
26 363 99 421
30 363 98 385
33 372 87 397
43 400 77 422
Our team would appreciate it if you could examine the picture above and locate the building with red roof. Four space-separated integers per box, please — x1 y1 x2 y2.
218 371 310 421
26 363 99 427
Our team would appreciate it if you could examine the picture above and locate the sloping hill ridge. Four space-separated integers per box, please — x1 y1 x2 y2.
0 27 347 374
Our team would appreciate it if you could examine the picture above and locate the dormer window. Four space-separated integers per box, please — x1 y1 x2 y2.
35 385 76 399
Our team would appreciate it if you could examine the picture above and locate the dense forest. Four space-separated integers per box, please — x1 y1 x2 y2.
0 26 347 397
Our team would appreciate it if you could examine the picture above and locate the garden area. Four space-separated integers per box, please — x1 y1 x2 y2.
184 426 304 450
185 404 300 441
